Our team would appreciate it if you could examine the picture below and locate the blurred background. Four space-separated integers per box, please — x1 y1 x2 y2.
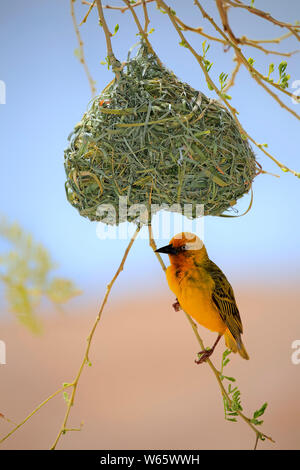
0 0 299 450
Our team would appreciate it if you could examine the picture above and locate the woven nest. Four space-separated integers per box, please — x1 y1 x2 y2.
64 43 257 224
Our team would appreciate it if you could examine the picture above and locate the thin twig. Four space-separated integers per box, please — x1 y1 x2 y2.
122 0 162 65
155 1 239 118
50 225 141 449
216 0 239 44
94 0 297 57
141 0 150 33
205 1 300 115
175 9 297 55
85 0 299 45
71 0 96 96
148 225 166 271
246 31 293 45
96 0 121 77
225 0 300 41
79 0 96 25
239 37 299 57
0 385 73 445
173 15 226 44
103 0 155 14
222 54 242 92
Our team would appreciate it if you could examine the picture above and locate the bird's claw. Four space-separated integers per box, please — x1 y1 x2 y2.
172 299 181 312
195 348 213 364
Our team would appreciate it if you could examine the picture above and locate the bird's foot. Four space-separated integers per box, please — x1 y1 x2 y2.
172 299 181 312
195 335 222 364
195 348 214 364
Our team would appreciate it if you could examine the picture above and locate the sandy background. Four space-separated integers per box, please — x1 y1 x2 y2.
0 285 299 450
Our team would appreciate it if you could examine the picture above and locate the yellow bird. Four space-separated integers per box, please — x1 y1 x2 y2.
156 232 249 363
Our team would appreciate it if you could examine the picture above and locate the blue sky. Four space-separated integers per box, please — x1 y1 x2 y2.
1 0 299 299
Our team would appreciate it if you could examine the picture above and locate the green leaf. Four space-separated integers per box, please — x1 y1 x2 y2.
112 24 119 36
202 40 210 57
204 59 213 72
46 278 81 304
5 283 42 334
74 48 82 61
253 402 268 419
63 392 70 404
221 93 232 100
251 418 264 426
268 63 274 78
278 61 287 77
179 40 188 48
223 349 231 359
258 143 268 148
224 376 236 382
0 217 81 333
219 72 228 89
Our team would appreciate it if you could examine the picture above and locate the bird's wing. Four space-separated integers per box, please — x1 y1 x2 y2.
205 260 243 344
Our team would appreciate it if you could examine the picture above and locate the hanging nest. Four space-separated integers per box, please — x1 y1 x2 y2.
64 43 257 224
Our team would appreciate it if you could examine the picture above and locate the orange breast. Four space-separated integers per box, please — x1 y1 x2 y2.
166 265 226 334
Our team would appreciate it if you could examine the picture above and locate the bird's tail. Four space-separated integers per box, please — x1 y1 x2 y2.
224 330 249 360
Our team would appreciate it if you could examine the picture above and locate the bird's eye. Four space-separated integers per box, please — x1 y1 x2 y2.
178 245 186 252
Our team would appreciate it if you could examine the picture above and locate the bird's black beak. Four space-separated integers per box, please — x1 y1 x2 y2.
155 243 177 255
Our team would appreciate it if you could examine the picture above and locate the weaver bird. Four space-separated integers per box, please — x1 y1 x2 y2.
156 232 249 363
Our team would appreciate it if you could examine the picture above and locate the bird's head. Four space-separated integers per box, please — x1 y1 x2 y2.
155 232 207 264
